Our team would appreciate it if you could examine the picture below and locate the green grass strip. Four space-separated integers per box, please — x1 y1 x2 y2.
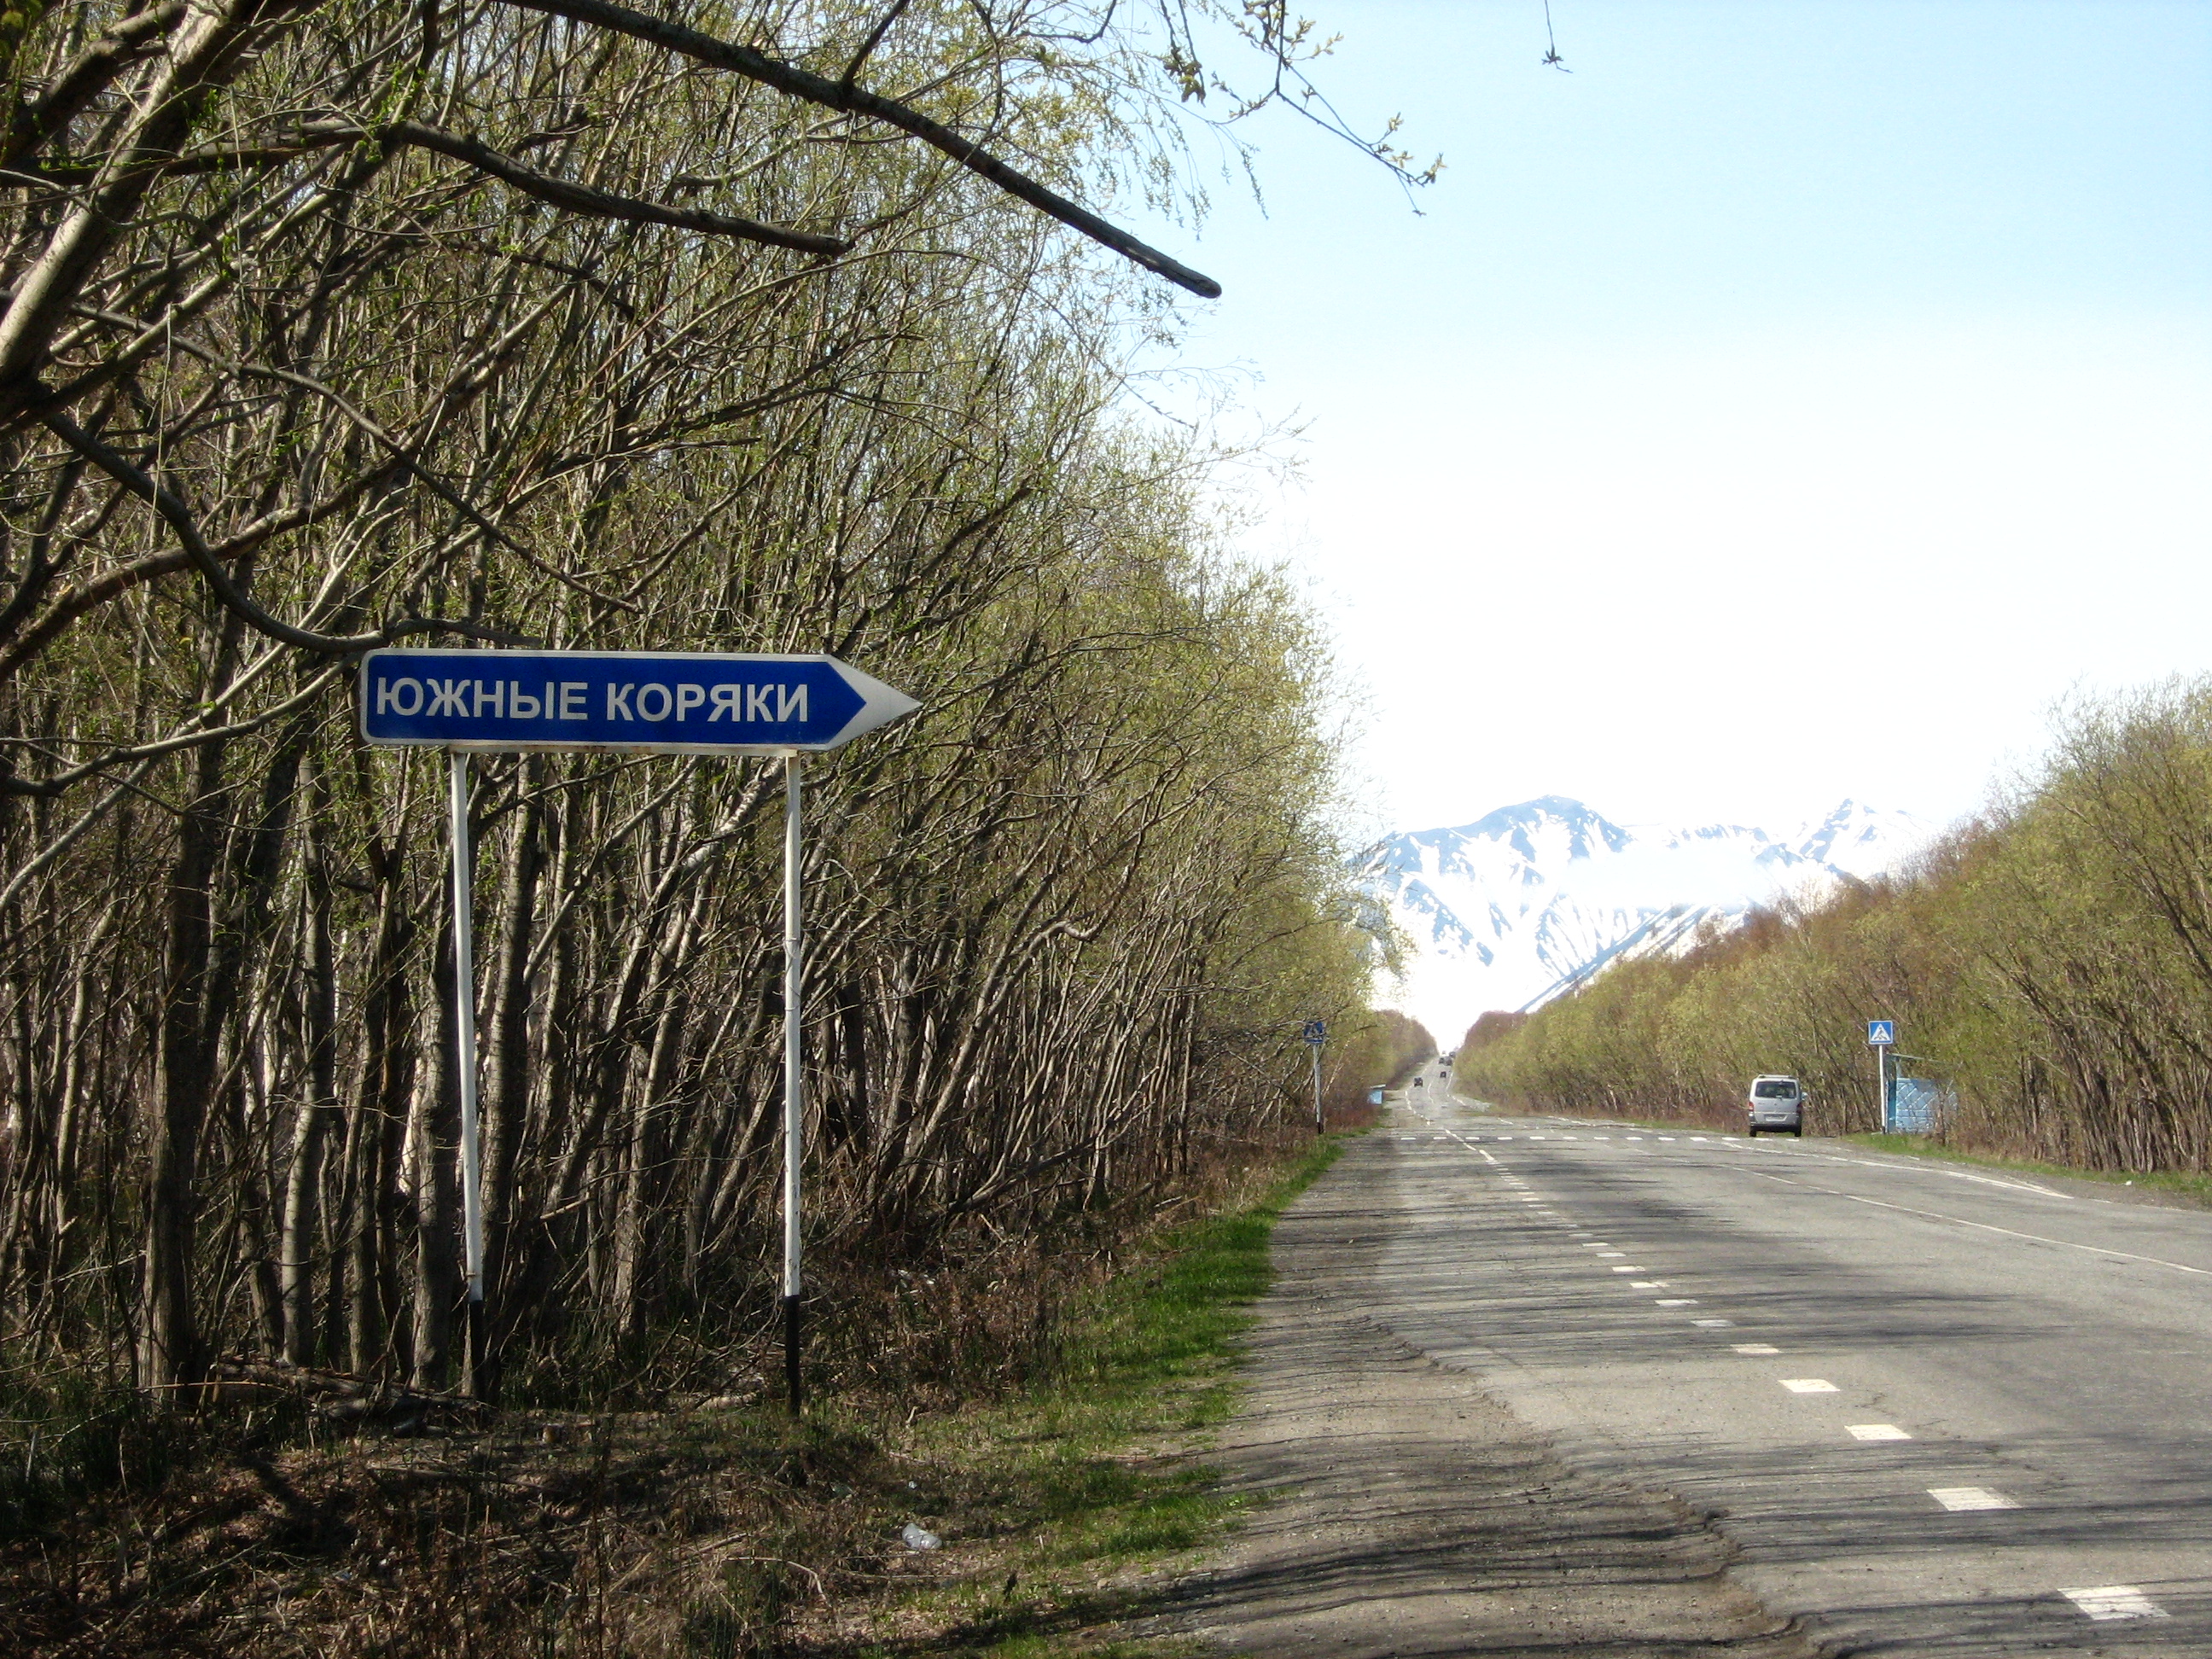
878 1132 1355 1656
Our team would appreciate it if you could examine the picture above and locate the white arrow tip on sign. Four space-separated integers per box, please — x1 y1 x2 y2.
833 660 921 744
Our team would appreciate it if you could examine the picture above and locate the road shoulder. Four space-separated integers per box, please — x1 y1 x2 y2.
1126 1123 1816 1656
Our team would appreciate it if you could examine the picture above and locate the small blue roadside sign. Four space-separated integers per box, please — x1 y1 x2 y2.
360 649 917 754
1866 1020 1896 1046
1302 1019 1327 1046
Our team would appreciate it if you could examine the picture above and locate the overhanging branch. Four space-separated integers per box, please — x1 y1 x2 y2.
498 0 1223 298
381 120 850 255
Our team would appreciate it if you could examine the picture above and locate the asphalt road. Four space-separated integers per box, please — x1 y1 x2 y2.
1384 1073 2212 1654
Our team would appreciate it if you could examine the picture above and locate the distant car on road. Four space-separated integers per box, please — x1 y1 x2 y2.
1746 1075 1803 1137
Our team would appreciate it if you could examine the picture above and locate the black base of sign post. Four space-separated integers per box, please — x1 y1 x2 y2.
783 1294 803 1416
463 1298 489 1402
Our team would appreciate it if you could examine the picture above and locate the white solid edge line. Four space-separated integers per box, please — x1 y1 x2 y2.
1827 1190 2212 1278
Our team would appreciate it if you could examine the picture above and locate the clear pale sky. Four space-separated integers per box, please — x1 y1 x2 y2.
1148 0 2212 835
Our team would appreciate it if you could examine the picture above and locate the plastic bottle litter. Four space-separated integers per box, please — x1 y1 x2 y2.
901 1522 942 1551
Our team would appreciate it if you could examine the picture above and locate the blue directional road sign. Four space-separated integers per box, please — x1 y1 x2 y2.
1302 1020 1327 1046
360 649 918 754
1866 1020 1896 1046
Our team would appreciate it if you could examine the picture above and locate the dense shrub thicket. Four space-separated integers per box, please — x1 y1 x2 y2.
1458 683 2212 1175
0 0 1417 1419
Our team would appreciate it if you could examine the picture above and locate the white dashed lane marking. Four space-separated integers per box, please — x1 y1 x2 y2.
1928 1487 2017 1511
1443 1115 2202 1639
2062 1586 2167 1621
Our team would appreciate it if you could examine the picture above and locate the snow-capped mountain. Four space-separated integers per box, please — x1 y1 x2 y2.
1365 796 1936 1042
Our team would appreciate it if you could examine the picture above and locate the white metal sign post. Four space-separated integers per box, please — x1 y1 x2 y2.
1303 1019 1327 1134
1866 1020 1897 1133
781 754 804 1412
448 754 488 1374
362 649 918 1409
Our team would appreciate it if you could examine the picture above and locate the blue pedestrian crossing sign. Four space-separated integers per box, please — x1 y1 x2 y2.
1866 1020 1896 1046
1302 1020 1327 1046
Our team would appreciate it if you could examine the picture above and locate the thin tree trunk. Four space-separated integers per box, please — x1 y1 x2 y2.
346 838 411 1378
482 777 544 1310
410 917 461 1389
282 797 339 1365
139 736 229 1396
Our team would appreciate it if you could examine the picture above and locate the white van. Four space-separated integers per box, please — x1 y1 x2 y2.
1746 1075 1804 1137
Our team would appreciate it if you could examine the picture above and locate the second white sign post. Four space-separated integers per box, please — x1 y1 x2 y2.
1866 1019 1897 1133
780 756 805 1412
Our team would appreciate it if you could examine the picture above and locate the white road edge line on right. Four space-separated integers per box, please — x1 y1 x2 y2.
1828 1190 2212 1278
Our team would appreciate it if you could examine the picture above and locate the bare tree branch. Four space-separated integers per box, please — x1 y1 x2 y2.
14 117 851 254
370 120 853 255
499 0 1224 297
39 405 533 655
841 0 914 95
